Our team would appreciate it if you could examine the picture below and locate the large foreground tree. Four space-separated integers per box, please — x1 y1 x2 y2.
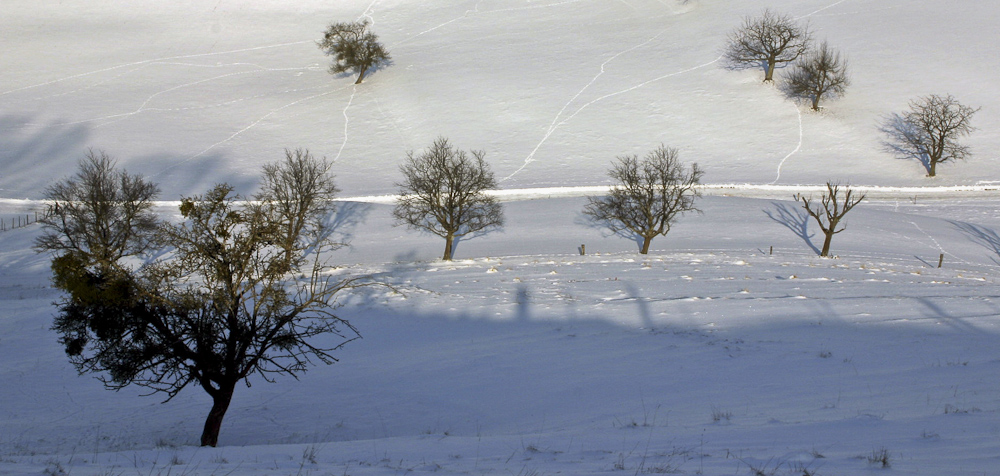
393 137 504 261
584 145 702 254
38 152 361 447
725 9 812 82
881 94 979 177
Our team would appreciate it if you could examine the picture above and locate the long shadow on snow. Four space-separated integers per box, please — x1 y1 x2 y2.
0 114 92 200
763 202 820 256
949 220 1000 267
7 268 1000 453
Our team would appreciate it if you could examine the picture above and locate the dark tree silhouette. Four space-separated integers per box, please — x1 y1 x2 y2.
38 156 363 447
797 182 865 257
584 145 702 254
318 19 391 84
786 40 849 111
393 137 504 261
881 94 979 177
725 9 811 82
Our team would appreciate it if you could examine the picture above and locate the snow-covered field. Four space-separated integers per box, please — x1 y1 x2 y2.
3 0 1000 474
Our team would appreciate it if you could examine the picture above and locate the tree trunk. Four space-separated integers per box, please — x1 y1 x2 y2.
928 159 937 177
355 68 367 84
820 231 834 257
811 95 820 111
200 384 236 447
640 235 653 255
764 59 776 82
443 233 454 261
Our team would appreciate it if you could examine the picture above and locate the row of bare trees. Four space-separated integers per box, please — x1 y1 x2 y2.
34 144 868 448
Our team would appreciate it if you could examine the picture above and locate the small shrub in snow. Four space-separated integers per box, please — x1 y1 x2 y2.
866 446 891 468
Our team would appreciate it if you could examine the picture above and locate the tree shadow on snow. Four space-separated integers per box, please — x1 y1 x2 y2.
949 220 1000 267
763 202 820 255
879 113 933 176
0 114 93 200
574 211 647 253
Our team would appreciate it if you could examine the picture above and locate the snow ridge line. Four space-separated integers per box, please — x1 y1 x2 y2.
504 30 669 182
0 41 314 97
502 54 723 182
770 103 803 184
4 184 999 208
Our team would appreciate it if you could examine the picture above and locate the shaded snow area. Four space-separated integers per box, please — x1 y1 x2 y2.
3 0 1000 474
4 197 1000 475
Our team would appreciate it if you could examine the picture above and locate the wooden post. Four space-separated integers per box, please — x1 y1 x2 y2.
580 244 586 256
937 253 944 268
769 245 773 255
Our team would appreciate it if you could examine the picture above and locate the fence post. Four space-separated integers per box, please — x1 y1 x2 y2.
937 253 944 268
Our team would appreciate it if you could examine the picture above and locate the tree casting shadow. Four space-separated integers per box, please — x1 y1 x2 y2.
763 202 820 255
879 113 932 175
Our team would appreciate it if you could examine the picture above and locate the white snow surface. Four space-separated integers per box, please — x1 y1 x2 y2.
3 0 1000 474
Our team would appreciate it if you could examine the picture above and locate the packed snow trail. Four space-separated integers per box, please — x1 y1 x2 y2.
797 0 851 19
503 55 723 181
511 31 669 182
770 104 804 184
335 86 358 162
151 84 354 176
0 41 314 97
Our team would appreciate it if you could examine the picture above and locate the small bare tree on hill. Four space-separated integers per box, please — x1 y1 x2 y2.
256 148 340 267
725 9 812 82
881 94 979 177
393 137 504 261
786 40 849 111
798 182 865 257
35 149 160 268
584 145 702 255
318 19 391 84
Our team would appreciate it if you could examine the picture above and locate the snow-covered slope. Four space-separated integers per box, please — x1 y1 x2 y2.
3 0 1000 475
4 196 1000 475
2 0 998 200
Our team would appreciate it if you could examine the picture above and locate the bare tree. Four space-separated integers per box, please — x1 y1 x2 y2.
318 19 391 84
881 94 979 177
584 145 702 254
785 40 849 111
725 9 811 82
797 182 865 257
40 164 363 447
35 149 160 268
393 137 504 261
256 148 340 267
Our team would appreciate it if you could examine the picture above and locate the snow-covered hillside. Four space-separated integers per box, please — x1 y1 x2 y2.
2 0 998 200
3 0 1000 475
